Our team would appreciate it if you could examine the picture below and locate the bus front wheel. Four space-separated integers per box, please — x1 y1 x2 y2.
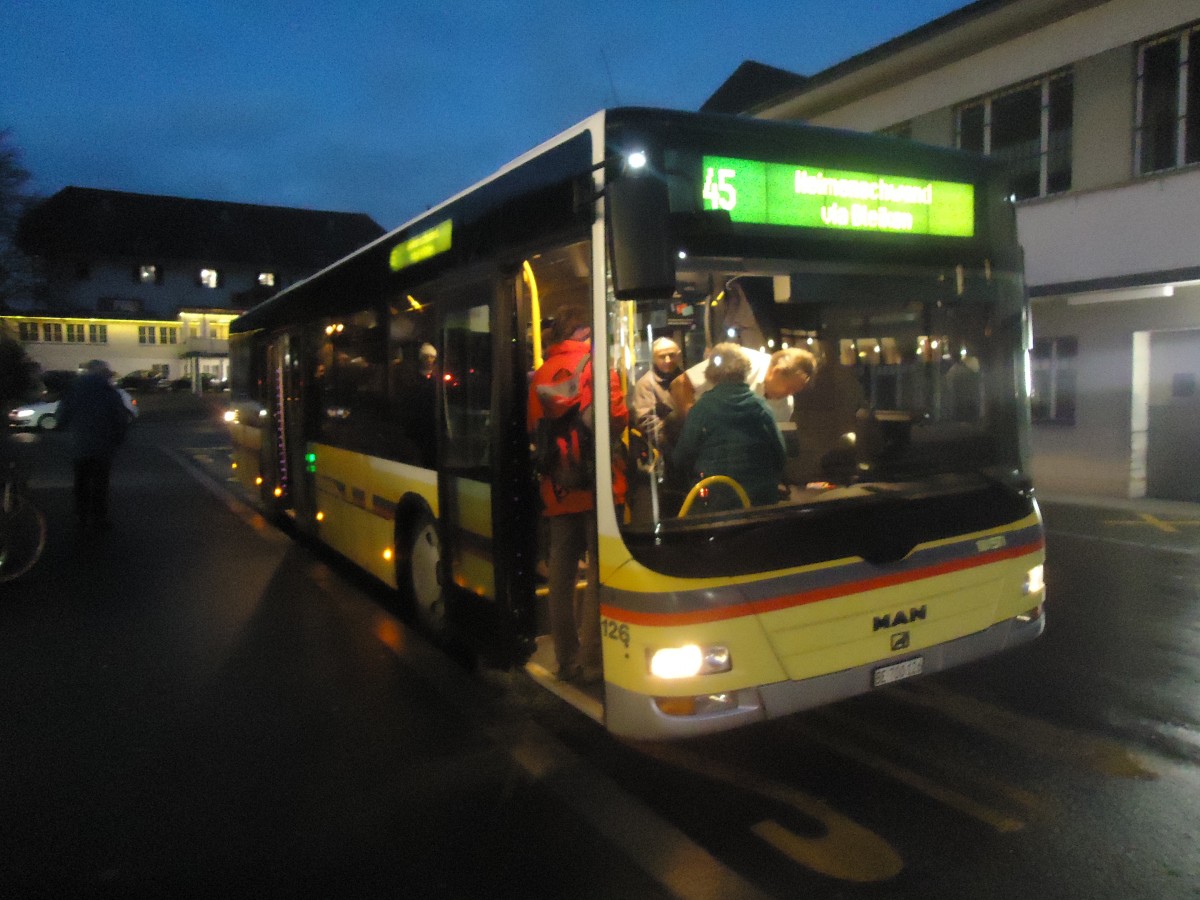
403 513 447 636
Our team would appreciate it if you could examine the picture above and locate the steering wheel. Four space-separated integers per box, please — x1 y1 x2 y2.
678 475 751 517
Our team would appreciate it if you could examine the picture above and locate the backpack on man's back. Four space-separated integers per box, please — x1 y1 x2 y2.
533 353 594 492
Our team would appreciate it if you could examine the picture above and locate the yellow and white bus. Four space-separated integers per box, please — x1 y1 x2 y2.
228 108 1045 740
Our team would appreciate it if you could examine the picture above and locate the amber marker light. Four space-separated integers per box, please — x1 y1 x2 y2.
382 548 394 561
315 511 325 522
273 486 283 498
255 476 263 486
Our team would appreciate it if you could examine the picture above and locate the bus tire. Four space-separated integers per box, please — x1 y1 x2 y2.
403 512 447 636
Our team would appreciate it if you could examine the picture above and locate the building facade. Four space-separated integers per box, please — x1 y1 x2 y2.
712 0 1200 500
5 187 383 389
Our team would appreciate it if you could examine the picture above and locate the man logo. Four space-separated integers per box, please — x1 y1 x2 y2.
891 632 911 651
873 605 927 632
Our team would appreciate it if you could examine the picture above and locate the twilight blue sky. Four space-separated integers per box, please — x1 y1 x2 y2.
2 0 966 230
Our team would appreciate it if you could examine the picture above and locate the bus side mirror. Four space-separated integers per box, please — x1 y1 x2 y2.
606 176 675 300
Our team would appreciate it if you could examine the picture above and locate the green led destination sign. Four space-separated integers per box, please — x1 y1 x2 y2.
389 219 453 272
701 156 975 238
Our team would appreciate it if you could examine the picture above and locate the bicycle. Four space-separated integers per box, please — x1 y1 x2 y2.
0 460 47 582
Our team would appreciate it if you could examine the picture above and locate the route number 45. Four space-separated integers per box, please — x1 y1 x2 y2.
703 167 737 211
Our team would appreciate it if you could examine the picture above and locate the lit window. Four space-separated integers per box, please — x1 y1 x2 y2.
199 268 220 289
66 324 87 343
956 71 1073 199
137 264 161 285
160 326 178 345
89 324 107 343
138 326 157 345
18 322 39 342
1136 23 1200 174
258 272 276 287
41 323 63 342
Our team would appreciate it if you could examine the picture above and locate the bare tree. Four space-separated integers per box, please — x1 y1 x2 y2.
0 130 40 407
0 129 41 309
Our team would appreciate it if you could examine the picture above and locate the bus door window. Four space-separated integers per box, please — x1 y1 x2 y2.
387 291 440 467
441 302 492 475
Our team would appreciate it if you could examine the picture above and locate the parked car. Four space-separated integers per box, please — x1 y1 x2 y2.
117 371 169 392
7 390 137 430
7 398 60 430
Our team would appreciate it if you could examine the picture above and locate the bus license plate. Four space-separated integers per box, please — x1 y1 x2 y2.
873 657 924 687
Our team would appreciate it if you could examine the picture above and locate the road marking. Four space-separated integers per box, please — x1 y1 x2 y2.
641 743 903 883
1103 513 1200 534
804 709 1043 832
369 612 772 900
890 681 1159 780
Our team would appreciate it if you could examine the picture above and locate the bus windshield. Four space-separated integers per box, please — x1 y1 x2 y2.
610 256 1031 544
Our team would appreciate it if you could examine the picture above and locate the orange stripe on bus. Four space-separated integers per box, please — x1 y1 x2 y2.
601 538 1044 628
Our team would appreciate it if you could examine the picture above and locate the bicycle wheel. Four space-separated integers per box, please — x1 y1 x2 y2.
0 498 47 582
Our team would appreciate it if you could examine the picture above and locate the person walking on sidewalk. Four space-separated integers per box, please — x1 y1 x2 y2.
56 359 130 529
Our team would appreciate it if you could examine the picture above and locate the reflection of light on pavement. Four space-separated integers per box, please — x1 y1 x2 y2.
374 615 406 654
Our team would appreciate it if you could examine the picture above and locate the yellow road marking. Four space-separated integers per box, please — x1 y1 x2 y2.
805 709 1046 831
641 743 903 882
892 681 1158 780
1103 513 1200 533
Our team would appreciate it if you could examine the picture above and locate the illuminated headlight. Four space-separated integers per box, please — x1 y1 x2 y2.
10 408 35 421
223 409 238 423
1024 564 1045 596
648 644 732 679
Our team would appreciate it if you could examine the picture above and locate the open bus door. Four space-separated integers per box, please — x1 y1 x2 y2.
430 282 538 667
262 330 316 529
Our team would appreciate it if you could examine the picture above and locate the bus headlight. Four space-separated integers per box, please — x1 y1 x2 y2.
648 644 732 679
1024 564 1044 596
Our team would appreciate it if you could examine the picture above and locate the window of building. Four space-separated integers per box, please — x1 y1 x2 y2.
1031 336 1078 425
1136 22 1200 174
159 326 178 345
18 322 39 342
41 323 62 342
138 326 157 345
198 268 221 289
66 323 87 343
89 324 107 343
956 71 1073 199
136 264 163 285
258 272 276 287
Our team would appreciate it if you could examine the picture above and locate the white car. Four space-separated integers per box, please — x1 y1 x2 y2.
7 390 138 430
7 398 59 430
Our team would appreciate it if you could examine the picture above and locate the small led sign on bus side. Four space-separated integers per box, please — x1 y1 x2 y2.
701 156 975 238
388 219 453 272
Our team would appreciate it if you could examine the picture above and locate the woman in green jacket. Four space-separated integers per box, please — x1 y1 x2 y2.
673 343 786 510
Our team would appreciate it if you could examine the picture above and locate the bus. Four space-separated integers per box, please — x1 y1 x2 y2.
228 108 1045 740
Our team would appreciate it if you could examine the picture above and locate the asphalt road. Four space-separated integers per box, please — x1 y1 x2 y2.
2 405 1198 898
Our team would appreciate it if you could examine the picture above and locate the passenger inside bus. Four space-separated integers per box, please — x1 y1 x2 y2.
672 343 787 510
789 338 866 485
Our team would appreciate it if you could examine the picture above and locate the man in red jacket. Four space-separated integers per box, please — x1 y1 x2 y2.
528 304 626 684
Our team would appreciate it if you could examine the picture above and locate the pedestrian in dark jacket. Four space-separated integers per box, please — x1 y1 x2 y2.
56 359 129 528
673 343 785 509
